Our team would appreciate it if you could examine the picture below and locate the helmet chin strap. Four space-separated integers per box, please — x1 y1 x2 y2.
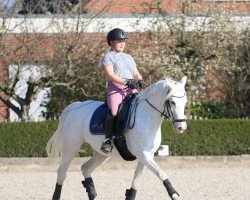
111 47 123 53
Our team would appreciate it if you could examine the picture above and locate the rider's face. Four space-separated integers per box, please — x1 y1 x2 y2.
111 39 126 52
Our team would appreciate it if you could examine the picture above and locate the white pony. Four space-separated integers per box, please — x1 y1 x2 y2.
46 76 188 200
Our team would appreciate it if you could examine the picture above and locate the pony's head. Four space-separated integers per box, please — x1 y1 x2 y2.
139 76 188 133
165 76 187 133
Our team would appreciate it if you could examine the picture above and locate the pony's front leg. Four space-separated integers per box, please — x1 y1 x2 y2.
138 151 181 200
125 161 145 200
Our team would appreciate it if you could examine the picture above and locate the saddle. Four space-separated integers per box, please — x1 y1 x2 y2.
89 93 138 161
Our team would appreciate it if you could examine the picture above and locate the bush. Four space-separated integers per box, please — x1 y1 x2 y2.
190 101 226 119
0 121 58 157
0 119 249 157
162 119 250 156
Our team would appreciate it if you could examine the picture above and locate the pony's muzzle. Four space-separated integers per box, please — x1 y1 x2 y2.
176 127 185 133
174 122 187 133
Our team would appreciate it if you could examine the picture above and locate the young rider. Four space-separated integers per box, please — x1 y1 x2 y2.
100 28 144 154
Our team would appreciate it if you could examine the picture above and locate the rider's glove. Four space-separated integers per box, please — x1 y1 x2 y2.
125 79 136 89
138 79 145 89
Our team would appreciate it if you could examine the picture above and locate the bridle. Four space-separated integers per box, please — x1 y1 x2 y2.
145 94 187 123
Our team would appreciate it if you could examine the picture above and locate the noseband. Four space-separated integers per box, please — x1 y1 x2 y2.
164 100 186 122
145 94 186 123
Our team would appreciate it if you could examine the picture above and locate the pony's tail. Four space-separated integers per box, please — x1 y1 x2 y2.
46 110 68 157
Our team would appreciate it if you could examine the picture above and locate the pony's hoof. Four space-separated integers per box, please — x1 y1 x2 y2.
125 187 137 200
89 194 97 200
52 183 62 200
82 178 97 200
172 193 181 200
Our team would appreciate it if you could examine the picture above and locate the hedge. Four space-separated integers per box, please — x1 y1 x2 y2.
162 119 250 156
0 121 58 157
0 119 249 157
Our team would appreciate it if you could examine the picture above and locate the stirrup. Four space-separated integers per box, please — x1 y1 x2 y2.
100 139 112 154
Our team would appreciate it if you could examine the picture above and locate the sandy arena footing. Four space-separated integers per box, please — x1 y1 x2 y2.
0 155 250 200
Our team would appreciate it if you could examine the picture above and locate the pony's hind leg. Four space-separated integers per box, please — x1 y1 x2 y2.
81 151 110 200
125 161 145 200
52 142 82 200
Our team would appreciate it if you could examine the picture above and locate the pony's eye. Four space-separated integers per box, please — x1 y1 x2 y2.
171 101 175 105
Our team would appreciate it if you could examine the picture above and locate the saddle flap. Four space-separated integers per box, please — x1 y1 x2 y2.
115 93 138 136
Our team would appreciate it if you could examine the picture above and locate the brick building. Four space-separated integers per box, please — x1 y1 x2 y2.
0 0 249 121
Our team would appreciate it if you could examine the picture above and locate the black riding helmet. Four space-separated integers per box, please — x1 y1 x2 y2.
107 28 128 45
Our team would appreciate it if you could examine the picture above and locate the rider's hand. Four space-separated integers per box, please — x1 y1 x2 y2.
125 79 136 89
138 79 145 89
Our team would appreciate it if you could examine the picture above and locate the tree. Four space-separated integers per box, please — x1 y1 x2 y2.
0 0 107 121
18 0 89 14
41 31 107 119
130 0 250 118
211 31 250 117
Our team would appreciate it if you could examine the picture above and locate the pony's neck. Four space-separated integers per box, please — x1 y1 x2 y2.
139 80 171 118
146 92 166 113
139 80 170 112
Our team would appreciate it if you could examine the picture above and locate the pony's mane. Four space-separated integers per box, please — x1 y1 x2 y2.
139 78 169 99
139 78 184 99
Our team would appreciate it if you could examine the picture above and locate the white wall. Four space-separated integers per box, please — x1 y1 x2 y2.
8 64 50 122
0 14 249 34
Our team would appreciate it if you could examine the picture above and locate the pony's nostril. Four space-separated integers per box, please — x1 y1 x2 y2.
178 127 182 131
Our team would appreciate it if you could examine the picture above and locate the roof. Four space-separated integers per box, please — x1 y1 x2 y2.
85 0 250 14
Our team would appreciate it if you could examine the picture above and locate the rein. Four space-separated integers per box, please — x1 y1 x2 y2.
106 82 140 97
145 99 169 118
106 86 129 96
145 96 186 123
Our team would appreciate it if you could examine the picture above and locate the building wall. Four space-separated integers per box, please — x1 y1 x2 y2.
0 0 249 121
86 0 250 14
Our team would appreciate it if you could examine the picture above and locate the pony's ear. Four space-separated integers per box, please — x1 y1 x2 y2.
180 76 187 86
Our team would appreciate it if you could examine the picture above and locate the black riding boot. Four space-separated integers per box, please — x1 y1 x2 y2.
100 112 115 154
